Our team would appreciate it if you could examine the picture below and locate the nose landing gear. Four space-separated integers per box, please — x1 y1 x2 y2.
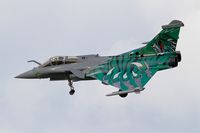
69 89 75 95
68 79 75 95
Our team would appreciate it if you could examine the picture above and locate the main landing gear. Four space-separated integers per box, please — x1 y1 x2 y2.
68 79 75 95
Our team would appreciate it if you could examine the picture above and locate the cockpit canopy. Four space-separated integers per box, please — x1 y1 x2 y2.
41 56 78 67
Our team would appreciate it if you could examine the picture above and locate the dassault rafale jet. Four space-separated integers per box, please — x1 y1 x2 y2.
15 20 184 97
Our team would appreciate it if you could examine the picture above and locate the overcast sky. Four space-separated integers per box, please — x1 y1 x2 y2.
0 0 200 133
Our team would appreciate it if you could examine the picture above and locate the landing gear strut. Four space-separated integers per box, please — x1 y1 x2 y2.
68 79 75 95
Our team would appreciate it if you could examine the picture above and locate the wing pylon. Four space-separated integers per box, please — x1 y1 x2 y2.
106 87 145 96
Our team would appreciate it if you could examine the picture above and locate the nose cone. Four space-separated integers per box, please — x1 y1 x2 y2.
15 70 38 79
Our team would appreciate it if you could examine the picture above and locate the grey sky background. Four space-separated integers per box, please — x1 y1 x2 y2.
0 0 200 133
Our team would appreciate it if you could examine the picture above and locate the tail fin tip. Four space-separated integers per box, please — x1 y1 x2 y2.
162 20 184 29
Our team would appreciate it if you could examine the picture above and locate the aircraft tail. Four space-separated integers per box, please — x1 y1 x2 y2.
141 20 184 54
86 20 184 97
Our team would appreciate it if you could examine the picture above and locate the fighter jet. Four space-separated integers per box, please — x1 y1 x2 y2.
15 20 184 97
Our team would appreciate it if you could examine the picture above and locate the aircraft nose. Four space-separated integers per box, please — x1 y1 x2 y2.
15 70 37 79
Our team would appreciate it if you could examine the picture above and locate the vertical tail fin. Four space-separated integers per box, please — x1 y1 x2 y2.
141 20 184 54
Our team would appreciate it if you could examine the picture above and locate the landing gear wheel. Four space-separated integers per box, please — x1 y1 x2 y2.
119 93 128 98
69 89 75 95
119 89 128 98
